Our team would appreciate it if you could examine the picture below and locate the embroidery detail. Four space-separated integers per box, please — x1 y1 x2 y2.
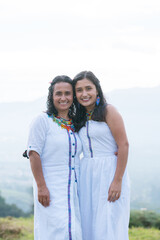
86 121 93 158
73 132 77 182
67 130 72 240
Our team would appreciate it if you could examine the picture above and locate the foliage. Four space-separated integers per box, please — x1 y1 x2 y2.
0 195 26 218
129 210 160 229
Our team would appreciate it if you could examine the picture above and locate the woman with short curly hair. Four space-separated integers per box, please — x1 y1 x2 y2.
27 75 82 240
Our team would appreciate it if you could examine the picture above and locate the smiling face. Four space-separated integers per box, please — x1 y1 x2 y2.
53 82 73 116
75 78 98 111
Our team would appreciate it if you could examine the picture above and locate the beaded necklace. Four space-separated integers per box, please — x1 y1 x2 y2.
52 114 75 132
86 110 94 120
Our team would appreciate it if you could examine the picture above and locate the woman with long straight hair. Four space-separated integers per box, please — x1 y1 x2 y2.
73 71 130 240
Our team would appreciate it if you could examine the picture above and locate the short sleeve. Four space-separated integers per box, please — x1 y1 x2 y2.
27 113 49 157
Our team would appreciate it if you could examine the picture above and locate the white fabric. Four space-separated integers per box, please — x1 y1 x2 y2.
27 113 82 240
78 120 130 240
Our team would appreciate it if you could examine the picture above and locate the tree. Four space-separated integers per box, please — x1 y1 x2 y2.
0 195 26 217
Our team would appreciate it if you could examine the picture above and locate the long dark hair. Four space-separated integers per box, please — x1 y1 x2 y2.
72 71 107 131
46 75 75 118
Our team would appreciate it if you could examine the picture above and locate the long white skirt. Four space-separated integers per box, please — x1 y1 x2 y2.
79 155 130 240
33 165 82 240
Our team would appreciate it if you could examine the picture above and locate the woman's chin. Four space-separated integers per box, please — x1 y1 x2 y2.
57 106 71 112
80 101 90 107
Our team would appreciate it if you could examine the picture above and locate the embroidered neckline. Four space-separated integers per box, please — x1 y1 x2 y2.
86 110 94 120
52 114 75 132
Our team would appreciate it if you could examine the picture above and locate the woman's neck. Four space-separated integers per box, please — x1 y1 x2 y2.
85 105 95 112
57 111 70 120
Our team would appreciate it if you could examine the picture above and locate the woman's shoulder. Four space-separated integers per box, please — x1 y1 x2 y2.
106 104 117 112
106 104 120 116
30 112 50 128
105 104 122 123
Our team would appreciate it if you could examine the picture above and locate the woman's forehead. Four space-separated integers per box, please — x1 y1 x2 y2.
75 78 94 88
54 82 73 91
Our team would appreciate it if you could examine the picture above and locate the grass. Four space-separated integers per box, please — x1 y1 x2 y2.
129 227 160 240
0 217 33 240
0 217 160 240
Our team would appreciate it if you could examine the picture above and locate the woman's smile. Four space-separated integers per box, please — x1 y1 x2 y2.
75 78 98 111
53 82 73 116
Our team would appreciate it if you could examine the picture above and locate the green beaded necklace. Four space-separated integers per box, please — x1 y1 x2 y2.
52 114 75 132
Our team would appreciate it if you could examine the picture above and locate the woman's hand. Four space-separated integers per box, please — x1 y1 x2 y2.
114 151 118 156
108 179 122 202
38 185 50 207
29 151 50 207
106 105 129 203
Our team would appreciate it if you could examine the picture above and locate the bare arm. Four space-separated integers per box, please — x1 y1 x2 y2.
29 151 50 207
106 105 129 202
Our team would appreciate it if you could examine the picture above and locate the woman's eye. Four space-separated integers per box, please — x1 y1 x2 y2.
76 89 82 92
65 92 71 96
56 92 62 96
86 87 92 91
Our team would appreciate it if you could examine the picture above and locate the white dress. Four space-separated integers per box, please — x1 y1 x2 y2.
27 113 82 240
78 120 130 240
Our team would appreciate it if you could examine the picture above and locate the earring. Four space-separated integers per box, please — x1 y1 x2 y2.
96 96 100 106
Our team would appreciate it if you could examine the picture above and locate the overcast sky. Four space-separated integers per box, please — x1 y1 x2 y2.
0 0 160 102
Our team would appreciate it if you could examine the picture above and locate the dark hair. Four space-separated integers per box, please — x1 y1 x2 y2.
73 71 107 131
46 75 75 118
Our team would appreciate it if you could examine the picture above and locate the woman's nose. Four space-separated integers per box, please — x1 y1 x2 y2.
61 94 66 100
82 90 87 97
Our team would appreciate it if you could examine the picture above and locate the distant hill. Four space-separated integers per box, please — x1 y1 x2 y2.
0 86 160 212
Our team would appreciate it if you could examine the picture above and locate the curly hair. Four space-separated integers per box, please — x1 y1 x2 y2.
72 71 107 131
46 75 75 118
